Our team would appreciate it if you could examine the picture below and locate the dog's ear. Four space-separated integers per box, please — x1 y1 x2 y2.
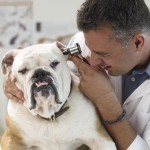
1 49 21 75
56 41 66 50
55 41 69 60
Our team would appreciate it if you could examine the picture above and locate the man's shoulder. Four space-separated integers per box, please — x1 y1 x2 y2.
68 32 84 46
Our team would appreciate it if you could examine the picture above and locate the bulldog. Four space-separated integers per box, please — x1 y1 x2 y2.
0 42 116 150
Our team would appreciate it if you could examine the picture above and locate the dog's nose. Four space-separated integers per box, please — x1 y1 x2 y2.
33 69 50 79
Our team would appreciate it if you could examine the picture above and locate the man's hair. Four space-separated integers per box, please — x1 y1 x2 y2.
77 0 150 45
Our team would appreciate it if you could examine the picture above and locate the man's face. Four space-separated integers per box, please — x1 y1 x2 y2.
84 28 141 76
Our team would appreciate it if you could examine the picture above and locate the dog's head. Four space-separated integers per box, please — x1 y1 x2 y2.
2 42 72 119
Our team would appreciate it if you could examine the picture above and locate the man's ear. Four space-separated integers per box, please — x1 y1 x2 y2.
132 34 145 50
1 49 20 75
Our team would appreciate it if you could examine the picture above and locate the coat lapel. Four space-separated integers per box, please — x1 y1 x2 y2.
123 79 150 105
110 76 150 105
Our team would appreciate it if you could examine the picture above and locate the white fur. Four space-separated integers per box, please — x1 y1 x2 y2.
2 42 116 150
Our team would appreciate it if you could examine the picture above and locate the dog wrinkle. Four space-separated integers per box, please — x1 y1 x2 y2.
33 93 58 119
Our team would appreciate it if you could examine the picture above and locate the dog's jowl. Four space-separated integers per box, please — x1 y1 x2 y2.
0 42 116 150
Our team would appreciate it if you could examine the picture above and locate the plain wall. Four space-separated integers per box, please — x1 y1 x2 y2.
33 0 85 22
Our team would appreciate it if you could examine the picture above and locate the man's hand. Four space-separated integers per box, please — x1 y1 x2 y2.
71 56 114 104
3 72 25 104
71 55 123 121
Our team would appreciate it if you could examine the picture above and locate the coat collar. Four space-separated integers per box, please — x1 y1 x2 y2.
123 79 150 105
110 76 150 105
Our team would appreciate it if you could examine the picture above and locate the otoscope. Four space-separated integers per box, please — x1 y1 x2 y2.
62 43 82 56
62 43 90 64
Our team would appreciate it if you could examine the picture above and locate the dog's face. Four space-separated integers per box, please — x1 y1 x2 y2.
2 42 72 119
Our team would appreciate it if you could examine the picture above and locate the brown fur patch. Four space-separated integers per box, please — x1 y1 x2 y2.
1 115 27 150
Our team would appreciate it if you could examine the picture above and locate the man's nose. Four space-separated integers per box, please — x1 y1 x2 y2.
90 53 104 66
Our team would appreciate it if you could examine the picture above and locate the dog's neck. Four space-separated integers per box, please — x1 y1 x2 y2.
53 100 69 119
38 99 69 121
39 81 73 121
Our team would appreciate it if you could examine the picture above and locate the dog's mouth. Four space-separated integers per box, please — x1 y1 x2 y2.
30 77 61 110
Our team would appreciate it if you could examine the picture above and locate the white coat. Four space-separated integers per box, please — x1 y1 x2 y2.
68 32 150 149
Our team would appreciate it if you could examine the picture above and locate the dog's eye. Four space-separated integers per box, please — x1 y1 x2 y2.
18 68 28 74
50 61 60 69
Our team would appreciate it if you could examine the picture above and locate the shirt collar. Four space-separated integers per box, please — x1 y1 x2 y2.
128 62 150 77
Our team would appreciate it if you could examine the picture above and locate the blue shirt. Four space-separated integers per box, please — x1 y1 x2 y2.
122 62 150 103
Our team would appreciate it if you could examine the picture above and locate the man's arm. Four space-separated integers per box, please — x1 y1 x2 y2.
71 56 147 150
95 92 136 150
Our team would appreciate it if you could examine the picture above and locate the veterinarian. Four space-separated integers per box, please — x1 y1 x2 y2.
3 0 150 149
68 0 150 149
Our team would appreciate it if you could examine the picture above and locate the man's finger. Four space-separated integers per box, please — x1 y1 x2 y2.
71 56 90 70
5 77 25 101
10 86 24 100
6 93 24 104
11 76 16 82
93 64 106 72
15 90 24 99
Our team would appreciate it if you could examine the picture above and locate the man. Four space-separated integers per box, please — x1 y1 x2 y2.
69 0 150 149
3 0 150 149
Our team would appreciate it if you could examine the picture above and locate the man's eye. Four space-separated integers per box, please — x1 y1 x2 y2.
18 68 28 74
100 54 111 57
50 61 60 69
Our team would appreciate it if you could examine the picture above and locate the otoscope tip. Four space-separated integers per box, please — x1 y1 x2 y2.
62 50 69 55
